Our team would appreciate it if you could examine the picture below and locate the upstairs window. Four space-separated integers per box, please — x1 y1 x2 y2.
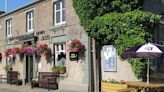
54 0 66 25
6 18 12 37
27 11 34 32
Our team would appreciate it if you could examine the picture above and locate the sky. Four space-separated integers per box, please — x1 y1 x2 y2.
0 0 33 12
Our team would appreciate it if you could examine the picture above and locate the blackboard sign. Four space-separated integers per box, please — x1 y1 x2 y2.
69 52 78 61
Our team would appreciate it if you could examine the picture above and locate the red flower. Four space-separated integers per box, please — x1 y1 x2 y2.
38 44 49 54
13 48 19 54
68 40 85 52
4 49 12 57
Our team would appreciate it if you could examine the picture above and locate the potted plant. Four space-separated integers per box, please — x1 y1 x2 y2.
51 66 59 74
58 66 66 74
16 79 22 85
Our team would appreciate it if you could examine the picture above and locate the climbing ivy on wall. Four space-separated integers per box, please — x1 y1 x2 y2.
73 0 160 78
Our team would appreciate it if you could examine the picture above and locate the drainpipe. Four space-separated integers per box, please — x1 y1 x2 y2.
23 55 26 85
92 38 99 92
88 36 92 92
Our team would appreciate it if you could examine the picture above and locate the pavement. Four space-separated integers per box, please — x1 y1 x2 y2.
0 83 76 92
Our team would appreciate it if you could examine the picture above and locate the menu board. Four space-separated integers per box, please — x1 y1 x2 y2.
103 45 117 72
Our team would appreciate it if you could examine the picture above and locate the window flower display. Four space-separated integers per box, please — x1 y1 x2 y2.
68 40 85 52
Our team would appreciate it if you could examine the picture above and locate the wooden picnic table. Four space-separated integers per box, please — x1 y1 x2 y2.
126 81 164 92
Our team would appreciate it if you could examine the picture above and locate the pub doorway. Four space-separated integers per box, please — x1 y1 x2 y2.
24 41 34 83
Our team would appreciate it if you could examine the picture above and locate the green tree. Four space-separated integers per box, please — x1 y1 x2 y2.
73 0 160 78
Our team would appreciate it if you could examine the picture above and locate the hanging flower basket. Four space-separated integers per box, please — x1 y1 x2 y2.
38 44 49 55
4 49 12 57
21 46 34 56
19 43 52 62
4 48 19 61
12 47 20 54
68 40 85 52
4 48 19 57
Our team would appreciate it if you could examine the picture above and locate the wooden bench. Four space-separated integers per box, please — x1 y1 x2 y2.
0 71 19 84
31 72 58 91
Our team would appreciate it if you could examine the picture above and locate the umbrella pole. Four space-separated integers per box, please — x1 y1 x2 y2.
147 58 150 84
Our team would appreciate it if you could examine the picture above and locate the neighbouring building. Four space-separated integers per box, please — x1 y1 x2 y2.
0 0 91 92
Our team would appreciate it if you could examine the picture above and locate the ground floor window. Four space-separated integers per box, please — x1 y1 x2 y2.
5 57 13 71
53 43 66 66
6 57 12 65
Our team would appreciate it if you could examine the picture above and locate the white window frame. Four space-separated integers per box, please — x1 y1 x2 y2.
54 0 66 26
7 57 12 65
6 18 12 37
54 43 66 66
27 11 34 32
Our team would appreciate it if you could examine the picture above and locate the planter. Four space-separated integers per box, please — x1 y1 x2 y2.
52 70 59 74
59 70 65 74
101 82 128 92
16 79 22 85
59 67 66 74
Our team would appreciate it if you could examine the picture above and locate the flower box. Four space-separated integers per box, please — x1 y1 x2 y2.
101 82 128 92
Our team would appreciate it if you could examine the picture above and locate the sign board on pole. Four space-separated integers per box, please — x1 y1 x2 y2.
103 45 117 72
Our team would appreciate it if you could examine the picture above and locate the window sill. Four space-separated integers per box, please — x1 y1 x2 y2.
59 73 68 77
27 30 34 34
7 35 13 38
50 23 67 32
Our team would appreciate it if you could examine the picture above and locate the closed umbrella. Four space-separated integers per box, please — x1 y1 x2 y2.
121 42 164 83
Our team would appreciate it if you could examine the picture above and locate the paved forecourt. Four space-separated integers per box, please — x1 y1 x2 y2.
0 83 78 92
